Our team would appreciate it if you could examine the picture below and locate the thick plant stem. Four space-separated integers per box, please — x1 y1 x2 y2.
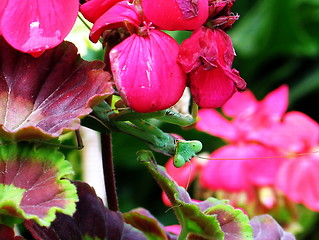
100 133 118 211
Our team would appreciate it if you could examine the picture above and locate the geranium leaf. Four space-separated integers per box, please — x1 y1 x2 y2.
0 142 78 227
138 150 253 239
124 208 177 240
0 37 113 141
25 181 147 240
250 215 296 240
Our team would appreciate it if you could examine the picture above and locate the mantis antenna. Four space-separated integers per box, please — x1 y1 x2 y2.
194 151 319 161
173 139 319 168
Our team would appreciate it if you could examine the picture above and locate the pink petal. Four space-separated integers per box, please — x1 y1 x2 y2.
189 63 238 108
276 156 319 211
164 225 181 235
259 111 319 153
1 0 78 55
200 145 251 192
0 0 8 35
165 157 199 188
243 144 284 187
161 191 171 206
178 26 218 73
110 30 186 113
260 85 289 123
213 28 236 67
196 108 239 141
178 27 237 73
183 28 246 108
142 0 208 31
200 143 282 191
222 90 258 118
89 1 141 43
80 0 122 22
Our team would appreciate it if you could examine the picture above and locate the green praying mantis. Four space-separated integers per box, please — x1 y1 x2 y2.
86 99 203 168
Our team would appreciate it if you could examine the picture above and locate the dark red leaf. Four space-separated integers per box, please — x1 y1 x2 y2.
0 37 113 140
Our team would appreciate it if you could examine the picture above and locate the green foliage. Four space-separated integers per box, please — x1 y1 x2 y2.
138 151 254 240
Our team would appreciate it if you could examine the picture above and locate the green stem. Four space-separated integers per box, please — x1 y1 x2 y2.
78 13 92 31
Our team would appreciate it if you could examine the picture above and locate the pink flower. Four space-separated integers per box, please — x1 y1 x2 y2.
82 1 141 43
81 1 187 112
196 85 319 211
142 0 209 31
0 0 79 56
165 225 181 235
110 29 186 112
199 143 283 192
196 85 289 143
80 0 123 23
178 27 246 108
195 86 289 192
262 111 319 211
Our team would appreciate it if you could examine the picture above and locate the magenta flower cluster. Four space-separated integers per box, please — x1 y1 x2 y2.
80 0 246 112
165 85 319 212
0 0 245 112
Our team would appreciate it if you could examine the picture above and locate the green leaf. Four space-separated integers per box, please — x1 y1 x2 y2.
0 142 78 226
138 151 253 239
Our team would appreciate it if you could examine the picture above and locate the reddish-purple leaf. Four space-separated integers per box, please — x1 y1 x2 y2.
124 208 177 240
0 143 78 226
0 37 113 141
25 181 147 240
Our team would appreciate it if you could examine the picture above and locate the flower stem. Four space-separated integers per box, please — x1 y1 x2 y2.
100 132 118 211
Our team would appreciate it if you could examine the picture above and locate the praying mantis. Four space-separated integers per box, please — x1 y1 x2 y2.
87 99 204 167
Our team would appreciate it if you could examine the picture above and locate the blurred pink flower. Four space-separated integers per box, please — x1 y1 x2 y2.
195 86 289 192
178 27 246 108
196 85 289 143
164 224 181 235
0 0 79 56
199 143 283 192
196 85 319 211
263 111 319 211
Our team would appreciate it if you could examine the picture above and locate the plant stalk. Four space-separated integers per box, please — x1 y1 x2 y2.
100 133 119 211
